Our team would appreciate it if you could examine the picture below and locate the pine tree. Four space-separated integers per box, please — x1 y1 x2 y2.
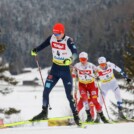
0 27 18 94
123 20 134 77
0 44 18 86
121 20 134 119
110 20 134 120
0 42 20 115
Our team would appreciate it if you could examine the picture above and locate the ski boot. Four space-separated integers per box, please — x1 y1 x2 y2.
85 110 93 122
94 113 101 123
31 106 48 121
98 112 109 123
73 111 81 126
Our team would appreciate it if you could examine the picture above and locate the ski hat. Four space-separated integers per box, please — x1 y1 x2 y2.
79 52 88 59
53 23 65 34
98 56 106 64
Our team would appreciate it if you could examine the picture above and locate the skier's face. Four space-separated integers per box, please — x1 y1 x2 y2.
53 33 64 40
99 63 107 69
79 58 87 65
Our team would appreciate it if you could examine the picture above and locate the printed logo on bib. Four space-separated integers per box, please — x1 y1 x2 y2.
79 70 91 75
98 69 112 76
52 42 66 50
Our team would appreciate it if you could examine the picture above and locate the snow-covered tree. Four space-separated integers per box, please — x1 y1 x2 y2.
0 44 18 86
110 20 134 120
0 44 20 116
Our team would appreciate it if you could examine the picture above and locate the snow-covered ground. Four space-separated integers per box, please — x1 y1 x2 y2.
0 67 134 134
1 123 134 134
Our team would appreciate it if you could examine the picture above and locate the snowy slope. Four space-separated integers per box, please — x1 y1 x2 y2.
1 123 134 134
0 67 134 134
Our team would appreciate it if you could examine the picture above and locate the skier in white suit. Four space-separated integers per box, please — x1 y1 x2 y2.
97 56 131 119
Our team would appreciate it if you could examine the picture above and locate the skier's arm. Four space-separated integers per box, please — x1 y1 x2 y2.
72 64 78 78
31 36 51 55
67 38 78 62
91 64 100 80
111 62 131 83
112 63 127 78
110 62 122 73
92 64 98 73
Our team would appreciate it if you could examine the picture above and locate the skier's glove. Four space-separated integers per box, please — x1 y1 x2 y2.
31 49 37 56
125 78 131 84
120 71 131 84
63 58 72 65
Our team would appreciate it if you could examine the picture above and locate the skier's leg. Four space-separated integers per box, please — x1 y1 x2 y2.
91 96 109 123
88 98 95 120
62 70 81 125
112 81 125 119
77 97 84 113
78 83 93 122
98 83 108 107
43 74 59 108
92 97 109 123
88 82 102 112
31 74 59 121
89 82 109 123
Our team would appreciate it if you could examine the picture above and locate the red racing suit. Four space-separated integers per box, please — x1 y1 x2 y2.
73 62 102 115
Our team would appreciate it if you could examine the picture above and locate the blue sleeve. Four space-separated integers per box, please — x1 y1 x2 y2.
34 36 51 52
67 38 78 61
120 70 128 79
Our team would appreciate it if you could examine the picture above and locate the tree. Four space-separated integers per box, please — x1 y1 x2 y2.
110 20 134 120
0 44 18 86
0 43 20 116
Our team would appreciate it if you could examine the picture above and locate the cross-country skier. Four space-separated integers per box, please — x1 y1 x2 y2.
74 93 95 121
72 52 109 123
72 74 95 121
31 23 81 126
97 56 131 119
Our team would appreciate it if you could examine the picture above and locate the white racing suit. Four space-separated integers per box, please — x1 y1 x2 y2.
97 62 123 110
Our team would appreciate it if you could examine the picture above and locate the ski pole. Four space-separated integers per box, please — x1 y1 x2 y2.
74 77 78 103
72 67 78 103
97 81 111 121
34 56 53 110
35 56 45 87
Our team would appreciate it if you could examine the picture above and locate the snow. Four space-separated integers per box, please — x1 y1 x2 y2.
1 123 134 134
0 67 134 134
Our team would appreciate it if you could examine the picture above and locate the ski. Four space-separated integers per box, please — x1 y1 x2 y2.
1 117 133 129
0 116 73 128
80 121 99 128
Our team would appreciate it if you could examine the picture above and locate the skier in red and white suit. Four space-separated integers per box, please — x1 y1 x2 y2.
72 52 108 123
97 56 131 119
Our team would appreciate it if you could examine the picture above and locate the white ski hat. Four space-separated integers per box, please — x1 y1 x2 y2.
79 52 88 59
98 56 106 64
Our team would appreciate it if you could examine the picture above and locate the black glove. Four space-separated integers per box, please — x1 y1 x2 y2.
125 78 131 84
32 48 37 53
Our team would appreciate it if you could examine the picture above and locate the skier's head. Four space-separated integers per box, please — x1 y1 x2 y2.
98 56 107 69
79 52 88 65
53 23 65 38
